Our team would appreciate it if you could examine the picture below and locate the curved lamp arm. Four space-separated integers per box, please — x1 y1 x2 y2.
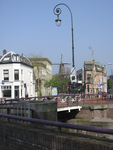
53 3 75 67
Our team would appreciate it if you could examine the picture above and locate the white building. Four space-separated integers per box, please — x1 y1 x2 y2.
0 50 35 99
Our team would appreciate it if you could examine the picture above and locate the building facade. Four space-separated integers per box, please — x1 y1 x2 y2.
30 58 52 96
107 74 113 93
84 61 107 94
0 50 35 99
76 61 107 94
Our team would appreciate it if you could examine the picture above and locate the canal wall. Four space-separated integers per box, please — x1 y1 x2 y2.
0 121 113 150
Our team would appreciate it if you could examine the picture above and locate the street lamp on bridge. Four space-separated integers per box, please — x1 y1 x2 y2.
53 3 76 94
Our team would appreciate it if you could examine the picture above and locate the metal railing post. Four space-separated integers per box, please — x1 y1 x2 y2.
67 96 69 106
106 94 108 104
77 96 78 106
58 126 61 133
83 94 84 105
7 107 10 123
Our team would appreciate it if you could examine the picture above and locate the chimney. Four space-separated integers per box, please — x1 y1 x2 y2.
3 49 7 55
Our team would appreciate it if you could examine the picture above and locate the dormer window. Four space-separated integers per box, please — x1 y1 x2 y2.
12 54 19 62
14 55 19 61
3 57 10 61
20 57 22 61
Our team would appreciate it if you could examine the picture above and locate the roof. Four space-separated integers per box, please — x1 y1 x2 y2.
0 51 32 67
29 58 52 65
84 61 106 73
84 61 99 65
0 55 2 59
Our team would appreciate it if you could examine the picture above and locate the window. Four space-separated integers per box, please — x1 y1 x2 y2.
78 74 82 80
87 74 91 83
21 70 23 81
14 86 19 98
87 85 89 93
3 57 10 61
2 86 11 97
3 70 9 81
14 55 19 61
14 70 19 80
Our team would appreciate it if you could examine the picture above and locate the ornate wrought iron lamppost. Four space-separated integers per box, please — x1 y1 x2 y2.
53 3 76 94
53 3 75 68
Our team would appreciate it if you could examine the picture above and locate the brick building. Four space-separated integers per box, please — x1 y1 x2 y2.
84 61 107 94
76 61 107 94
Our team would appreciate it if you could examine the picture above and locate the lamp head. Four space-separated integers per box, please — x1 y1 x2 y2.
55 15 61 27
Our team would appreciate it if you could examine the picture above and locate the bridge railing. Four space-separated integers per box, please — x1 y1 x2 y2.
0 100 44 125
0 112 113 136
0 94 113 137
2 93 113 108
82 93 113 105
55 94 81 107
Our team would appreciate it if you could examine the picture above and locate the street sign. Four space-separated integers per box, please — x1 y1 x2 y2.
98 79 101 87
70 67 76 75
98 84 101 87
2 80 4 84
66 84 69 87
70 67 77 83
51 86 58 96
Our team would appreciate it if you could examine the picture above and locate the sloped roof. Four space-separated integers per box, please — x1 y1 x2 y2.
0 51 32 67
0 55 2 59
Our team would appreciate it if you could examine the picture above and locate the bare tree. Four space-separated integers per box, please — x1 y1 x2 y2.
27 52 44 96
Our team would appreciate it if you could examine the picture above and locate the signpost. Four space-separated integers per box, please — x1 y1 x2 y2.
2 80 4 84
2 80 4 89
70 67 77 83
51 86 58 96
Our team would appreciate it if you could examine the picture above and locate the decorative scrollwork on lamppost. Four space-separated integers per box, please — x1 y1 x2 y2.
53 7 62 27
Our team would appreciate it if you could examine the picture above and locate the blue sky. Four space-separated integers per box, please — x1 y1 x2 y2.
0 0 113 75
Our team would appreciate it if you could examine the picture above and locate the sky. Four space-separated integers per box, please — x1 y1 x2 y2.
0 0 113 76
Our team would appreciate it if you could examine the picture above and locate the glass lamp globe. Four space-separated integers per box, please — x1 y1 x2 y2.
55 18 61 27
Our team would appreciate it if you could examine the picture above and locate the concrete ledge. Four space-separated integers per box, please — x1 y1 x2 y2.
90 104 107 110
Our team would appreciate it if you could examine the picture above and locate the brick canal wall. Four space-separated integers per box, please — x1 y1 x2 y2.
76 104 113 119
0 121 113 150
67 104 113 139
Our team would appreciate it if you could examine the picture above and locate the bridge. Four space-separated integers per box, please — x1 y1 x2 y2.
54 93 113 112
2 93 113 111
0 93 113 149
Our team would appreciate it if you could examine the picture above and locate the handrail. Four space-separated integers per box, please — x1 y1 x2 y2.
2 93 113 110
4 93 113 102
0 113 113 135
0 106 42 119
0 106 46 127
4 94 81 102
